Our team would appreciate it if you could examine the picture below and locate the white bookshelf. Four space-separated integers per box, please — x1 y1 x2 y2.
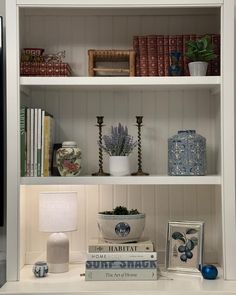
5 0 236 293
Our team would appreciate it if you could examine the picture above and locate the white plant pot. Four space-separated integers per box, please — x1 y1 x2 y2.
188 61 208 76
97 213 146 243
109 156 130 176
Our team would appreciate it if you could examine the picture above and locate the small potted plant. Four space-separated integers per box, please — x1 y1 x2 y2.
99 123 137 176
185 35 217 76
97 206 145 243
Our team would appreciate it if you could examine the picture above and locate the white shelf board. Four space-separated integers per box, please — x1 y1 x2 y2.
20 76 221 92
17 0 223 8
1 264 236 295
20 175 221 185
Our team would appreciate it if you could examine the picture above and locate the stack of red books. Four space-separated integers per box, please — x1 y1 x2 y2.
133 34 220 77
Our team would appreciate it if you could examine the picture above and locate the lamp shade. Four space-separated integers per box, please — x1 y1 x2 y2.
39 191 78 232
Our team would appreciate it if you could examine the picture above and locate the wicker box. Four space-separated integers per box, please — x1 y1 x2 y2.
88 49 135 76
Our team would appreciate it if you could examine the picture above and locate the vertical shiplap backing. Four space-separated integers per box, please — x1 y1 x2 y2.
22 184 221 267
28 89 220 176
20 9 220 77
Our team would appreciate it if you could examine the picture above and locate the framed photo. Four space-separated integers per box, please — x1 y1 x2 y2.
166 221 204 274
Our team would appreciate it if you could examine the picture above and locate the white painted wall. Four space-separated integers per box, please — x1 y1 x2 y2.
0 1 4 16
0 0 6 287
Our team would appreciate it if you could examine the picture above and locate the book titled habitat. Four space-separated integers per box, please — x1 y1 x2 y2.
88 238 154 252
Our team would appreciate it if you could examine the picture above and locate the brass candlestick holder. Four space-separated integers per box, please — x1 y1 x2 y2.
92 116 110 176
131 116 149 176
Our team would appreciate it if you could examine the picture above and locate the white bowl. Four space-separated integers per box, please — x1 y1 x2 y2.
97 213 145 243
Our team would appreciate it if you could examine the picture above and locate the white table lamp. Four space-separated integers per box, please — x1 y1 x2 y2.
39 191 78 273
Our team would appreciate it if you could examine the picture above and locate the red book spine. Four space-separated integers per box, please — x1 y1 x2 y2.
147 35 157 76
163 35 169 76
138 36 149 76
183 34 190 76
156 35 164 76
169 35 177 53
133 36 140 76
176 35 184 75
211 34 220 76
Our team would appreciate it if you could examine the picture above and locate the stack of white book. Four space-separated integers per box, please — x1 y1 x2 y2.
20 106 54 177
85 238 158 281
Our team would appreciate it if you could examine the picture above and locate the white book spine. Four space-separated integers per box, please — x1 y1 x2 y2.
86 252 157 261
86 260 157 269
37 109 42 177
34 108 38 177
30 108 34 177
41 110 45 176
85 269 157 281
26 108 31 176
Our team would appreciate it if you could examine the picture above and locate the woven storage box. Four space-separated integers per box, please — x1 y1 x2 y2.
88 49 135 76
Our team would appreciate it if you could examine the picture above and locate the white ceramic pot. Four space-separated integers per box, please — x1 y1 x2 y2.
97 213 146 243
109 156 130 176
188 61 208 76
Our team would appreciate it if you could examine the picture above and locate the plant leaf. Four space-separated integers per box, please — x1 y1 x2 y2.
186 239 194 250
186 228 198 234
172 232 185 243
191 237 198 246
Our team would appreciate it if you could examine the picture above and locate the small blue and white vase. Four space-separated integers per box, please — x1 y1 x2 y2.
169 51 182 76
168 130 207 176
32 261 48 278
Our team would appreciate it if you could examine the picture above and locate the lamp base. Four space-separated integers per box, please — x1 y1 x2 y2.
48 262 69 273
47 233 69 273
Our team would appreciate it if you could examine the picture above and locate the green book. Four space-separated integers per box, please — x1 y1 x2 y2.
20 106 27 177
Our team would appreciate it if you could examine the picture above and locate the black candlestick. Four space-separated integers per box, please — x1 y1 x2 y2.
131 116 149 176
92 116 110 176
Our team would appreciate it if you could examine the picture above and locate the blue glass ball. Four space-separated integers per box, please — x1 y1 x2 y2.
201 265 218 280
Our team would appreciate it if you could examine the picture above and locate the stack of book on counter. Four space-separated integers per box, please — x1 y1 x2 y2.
85 238 157 281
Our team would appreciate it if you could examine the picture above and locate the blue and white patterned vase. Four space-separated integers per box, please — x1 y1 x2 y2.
169 51 182 76
168 130 207 176
32 261 48 278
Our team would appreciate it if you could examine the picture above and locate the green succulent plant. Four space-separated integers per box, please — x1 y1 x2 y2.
99 206 140 215
185 35 217 62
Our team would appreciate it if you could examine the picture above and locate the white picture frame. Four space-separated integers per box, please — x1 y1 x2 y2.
166 221 204 274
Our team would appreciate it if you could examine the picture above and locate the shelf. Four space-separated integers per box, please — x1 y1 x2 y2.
1 264 236 295
20 175 221 185
17 0 223 8
20 76 221 92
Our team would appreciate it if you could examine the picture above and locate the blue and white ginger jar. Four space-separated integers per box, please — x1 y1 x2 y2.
32 261 48 278
168 130 207 176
